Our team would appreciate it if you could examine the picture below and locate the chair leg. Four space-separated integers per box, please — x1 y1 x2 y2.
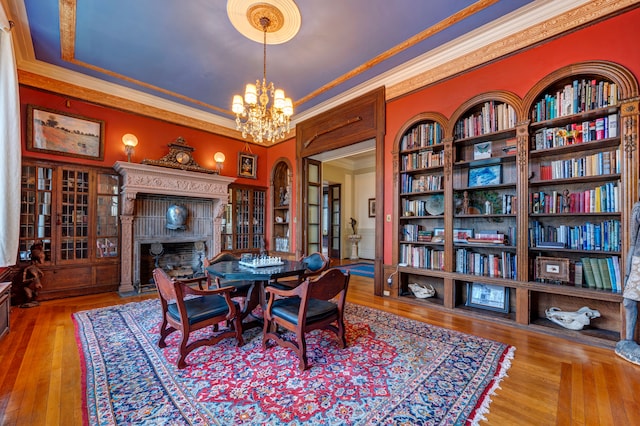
233 315 244 347
177 330 190 369
262 318 271 349
337 319 347 348
158 318 175 349
297 334 308 371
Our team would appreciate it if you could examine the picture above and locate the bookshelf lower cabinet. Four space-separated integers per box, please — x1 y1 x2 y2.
528 285 622 345
398 269 447 308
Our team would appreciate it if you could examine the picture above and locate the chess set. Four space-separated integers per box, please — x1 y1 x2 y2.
239 255 284 268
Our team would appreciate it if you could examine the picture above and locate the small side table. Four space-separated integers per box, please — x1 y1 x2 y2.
0 282 11 339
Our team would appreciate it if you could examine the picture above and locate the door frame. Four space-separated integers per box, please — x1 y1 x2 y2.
295 87 385 295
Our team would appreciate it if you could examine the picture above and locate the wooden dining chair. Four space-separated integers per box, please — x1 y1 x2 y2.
153 268 244 369
262 268 350 371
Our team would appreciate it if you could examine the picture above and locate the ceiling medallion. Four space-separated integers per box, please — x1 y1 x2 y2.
227 0 301 44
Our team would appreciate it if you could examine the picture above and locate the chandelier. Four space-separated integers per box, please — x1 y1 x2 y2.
231 17 293 144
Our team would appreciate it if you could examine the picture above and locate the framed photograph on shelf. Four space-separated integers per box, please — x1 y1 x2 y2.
26 105 104 160
468 164 501 187
432 228 445 243
473 141 492 159
466 282 510 313
453 228 473 242
535 256 570 282
368 198 376 217
238 152 257 179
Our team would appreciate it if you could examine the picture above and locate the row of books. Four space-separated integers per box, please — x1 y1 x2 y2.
401 149 444 171
399 245 444 270
400 122 443 151
454 101 517 139
538 148 620 180
530 182 619 214
529 219 621 252
578 256 621 292
454 249 517 279
530 79 619 122
400 174 443 194
532 115 618 151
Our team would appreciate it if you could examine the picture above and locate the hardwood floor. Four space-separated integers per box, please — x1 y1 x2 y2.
0 274 638 425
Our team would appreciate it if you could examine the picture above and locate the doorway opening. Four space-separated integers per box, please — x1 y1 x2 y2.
307 140 376 262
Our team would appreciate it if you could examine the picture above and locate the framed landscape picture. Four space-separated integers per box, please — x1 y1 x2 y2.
238 152 257 179
26 105 104 160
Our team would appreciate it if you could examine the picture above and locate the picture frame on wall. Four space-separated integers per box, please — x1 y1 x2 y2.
238 152 257 179
368 198 376 217
26 105 105 160
466 282 510 313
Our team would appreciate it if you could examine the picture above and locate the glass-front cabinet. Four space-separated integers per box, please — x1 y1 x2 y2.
221 184 266 253
18 160 120 300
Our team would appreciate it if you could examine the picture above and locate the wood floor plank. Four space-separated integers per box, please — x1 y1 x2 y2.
0 273 638 425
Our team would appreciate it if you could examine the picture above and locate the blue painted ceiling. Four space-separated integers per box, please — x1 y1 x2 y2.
20 0 534 120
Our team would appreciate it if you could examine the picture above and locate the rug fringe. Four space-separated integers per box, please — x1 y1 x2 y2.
468 345 516 426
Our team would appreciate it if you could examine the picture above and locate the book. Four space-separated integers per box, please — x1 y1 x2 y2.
597 257 612 290
581 257 596 289
574 261 583 287
589 257 604 290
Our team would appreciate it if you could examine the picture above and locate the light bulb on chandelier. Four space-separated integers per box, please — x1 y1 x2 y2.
231 16 293 144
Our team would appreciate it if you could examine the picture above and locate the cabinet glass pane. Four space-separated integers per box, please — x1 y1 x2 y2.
60 170 89 260
20 165 53 262
96 173 119 258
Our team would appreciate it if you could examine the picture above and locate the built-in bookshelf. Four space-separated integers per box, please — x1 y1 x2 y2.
392 62 639 348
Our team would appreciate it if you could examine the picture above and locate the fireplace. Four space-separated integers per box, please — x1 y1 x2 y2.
114 161 235 294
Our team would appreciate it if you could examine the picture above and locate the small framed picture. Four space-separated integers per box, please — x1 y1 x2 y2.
238 152 257 179
26 105 104 160
453 228 474 242
432 228 444 243
535 256 570 282
368 198 376 217
468 164 501 187
473 141 492 160
466 282 509 313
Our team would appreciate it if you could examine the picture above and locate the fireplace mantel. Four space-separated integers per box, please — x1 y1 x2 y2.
114 161 235 294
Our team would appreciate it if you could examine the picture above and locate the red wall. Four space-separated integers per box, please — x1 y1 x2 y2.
383 8 640 263
18 86 290 252
19 86 269 183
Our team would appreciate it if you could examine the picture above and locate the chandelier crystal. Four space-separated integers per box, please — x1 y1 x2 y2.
232 17 293 144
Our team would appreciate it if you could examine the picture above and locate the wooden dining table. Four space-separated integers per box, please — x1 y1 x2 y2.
206 259 308 330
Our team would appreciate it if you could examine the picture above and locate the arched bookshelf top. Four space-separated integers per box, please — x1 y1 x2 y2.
522 61 639 117
394 111 448 153
446 91 524 138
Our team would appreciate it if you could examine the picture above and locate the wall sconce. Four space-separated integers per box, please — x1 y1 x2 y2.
122 133 138 162
214 152 225 174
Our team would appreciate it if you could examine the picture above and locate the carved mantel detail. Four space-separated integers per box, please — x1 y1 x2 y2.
114 161 235 294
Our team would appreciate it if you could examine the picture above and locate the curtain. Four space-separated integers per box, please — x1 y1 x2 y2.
0 5 21 267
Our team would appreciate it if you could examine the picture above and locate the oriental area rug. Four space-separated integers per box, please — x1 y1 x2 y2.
73 300 514 425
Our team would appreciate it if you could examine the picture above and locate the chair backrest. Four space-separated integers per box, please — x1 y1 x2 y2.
306 268 350 303
301 252 330 276
153 268 178 303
